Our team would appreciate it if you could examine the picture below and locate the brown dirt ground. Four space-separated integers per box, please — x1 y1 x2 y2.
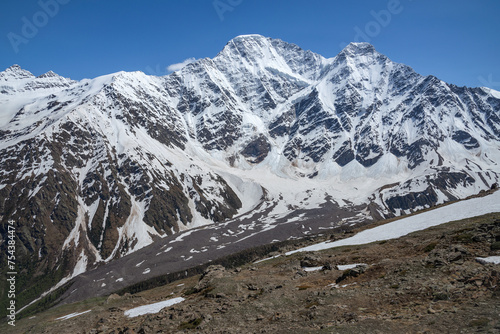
3 212 500 334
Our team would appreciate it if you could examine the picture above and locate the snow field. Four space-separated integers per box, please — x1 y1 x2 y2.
287 191 500 255
124 297 185 318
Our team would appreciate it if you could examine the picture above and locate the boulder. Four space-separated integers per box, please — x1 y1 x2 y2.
194 265 225 292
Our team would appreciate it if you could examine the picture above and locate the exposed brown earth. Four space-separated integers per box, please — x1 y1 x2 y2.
3 212 500 333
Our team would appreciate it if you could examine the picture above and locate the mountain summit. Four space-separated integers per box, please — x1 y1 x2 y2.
341 41 377 55
1 36 499 311
0 64 35 80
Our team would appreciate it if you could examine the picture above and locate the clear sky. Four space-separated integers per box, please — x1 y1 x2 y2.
0 0 499 89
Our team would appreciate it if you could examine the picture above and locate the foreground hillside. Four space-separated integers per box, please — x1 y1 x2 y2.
4 195 499 333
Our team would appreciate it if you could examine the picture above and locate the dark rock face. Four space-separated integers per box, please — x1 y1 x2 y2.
333 141 355 166
355 141 383 167
385 186 440 213
241 135 271 163
452 130 480 149
198 110 243 150
384 172 477 213
269 107 295 138
406 139 433 169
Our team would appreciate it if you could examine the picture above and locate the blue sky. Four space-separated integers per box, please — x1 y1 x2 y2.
0 0 499 89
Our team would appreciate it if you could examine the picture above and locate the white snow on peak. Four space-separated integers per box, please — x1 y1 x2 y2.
37 70 59 78
232 34 266 40
343 42 375 51
0 64 34 80
482 86 500 99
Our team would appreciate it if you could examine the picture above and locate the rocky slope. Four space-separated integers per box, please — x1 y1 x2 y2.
4 203 500 333
1 34 500 312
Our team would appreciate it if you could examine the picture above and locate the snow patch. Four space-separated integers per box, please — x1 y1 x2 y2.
476 256 500 265
303 266 323 272
254 255 281 264
169 229 196 243
124 297 185 318
337 263 367 270
287 191 500 255
55 310 91 321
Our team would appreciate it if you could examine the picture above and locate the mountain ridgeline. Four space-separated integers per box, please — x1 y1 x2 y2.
1 35 499 311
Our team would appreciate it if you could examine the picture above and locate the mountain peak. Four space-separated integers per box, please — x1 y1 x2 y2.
1 64 34 80
217 34 322 75
7 64 23 71
217 34 275 66
231 34 266 41
341 42 377 56
37 70 59 79
223 34 270 51
333 42 384 68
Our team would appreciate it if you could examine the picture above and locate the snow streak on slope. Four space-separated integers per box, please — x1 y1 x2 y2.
124 297 185 318
287 191 500 255
55 310 92 321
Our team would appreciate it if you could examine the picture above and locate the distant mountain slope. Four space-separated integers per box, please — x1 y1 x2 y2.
0 34 499 311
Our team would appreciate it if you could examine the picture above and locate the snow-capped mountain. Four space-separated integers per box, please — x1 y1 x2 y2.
1 35 499 310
